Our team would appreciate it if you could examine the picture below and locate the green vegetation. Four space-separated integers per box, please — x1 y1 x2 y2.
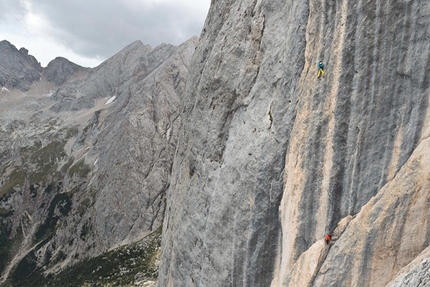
19 140 42 155
34 193 72 241
65 126 79 139
1 140 72 198
11 250 39 284
0 129 93 285
25 140 67 184
0 207 12 217
29 171 61 187
0 226 23 277
0 169 26 198
30 141 66 166
8 228 162 287
79 221 92 240
0 228 11 274
68 159 91 178
77 197 92 217
60 158 75 173
30 184 37 198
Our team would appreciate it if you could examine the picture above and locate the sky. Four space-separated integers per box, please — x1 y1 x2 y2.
0 0 211 68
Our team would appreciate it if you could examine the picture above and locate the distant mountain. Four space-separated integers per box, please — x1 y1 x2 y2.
0 40 90 93
0 40 42 91
0 36 198 286
44 57 90 86
50 40 178 112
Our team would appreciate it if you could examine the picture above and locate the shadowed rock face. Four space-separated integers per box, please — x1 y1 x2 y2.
0 40 42 91
0 41 89 92
158 0 430 286
44 57 90 86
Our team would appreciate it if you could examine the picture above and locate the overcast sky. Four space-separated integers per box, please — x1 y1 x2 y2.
0 0 210 67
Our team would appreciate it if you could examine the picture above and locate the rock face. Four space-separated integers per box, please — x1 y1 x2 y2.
0 41 88 92
158 0 430 286
387 246 430 287
0 40 42 91
0 37 197 286
50 41 178 112
89 39 196 249
44 57 90 86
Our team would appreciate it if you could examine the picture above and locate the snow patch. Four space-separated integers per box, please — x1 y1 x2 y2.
43 89 55 97
105 96 116 105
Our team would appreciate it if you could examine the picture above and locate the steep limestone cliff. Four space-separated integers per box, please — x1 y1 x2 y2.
158 0 430 286
89 38 197 249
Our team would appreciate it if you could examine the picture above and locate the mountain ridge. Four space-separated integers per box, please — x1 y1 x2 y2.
0 40 42 92
0 36 198 286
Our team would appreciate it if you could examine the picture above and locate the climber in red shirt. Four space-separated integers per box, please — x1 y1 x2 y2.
325 233 332 244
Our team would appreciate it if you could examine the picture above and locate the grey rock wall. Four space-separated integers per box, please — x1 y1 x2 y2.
158 0 309 285
44 57 90 86
158 0 430 286
49 41 177 112
89 37 198 249
310 120 430 286
276 0 430 282
0 40 42 91
0 40 89 92
388 246 430 287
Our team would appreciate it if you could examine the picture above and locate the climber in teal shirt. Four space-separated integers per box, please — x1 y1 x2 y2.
318 61 325 78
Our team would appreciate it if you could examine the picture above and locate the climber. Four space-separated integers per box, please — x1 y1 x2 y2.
325 233 332 244
317 61 325 78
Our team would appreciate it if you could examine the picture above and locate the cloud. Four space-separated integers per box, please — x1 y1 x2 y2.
25 0 209 58
0 0 26 23
0 0 210 67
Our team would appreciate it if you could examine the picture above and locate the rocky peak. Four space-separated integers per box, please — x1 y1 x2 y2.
93 40 152 74
0 40 42 91
18 47 29 56
50 40 180 112
0 40 17 53
44 57 89 86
